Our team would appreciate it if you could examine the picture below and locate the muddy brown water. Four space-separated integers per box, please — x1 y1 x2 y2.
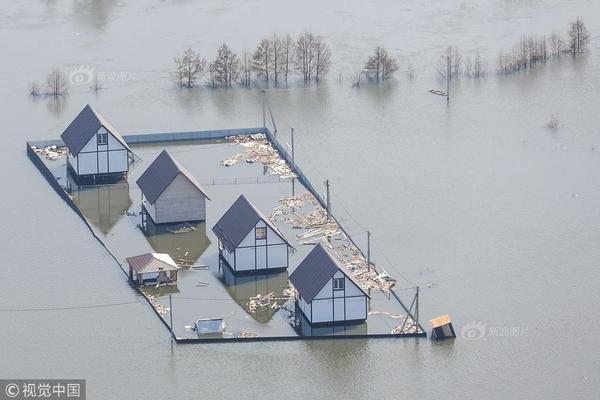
1 1 600 399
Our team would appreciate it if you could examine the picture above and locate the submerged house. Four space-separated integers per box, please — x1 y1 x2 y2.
61 104 133 184
126 252 179 286
289 243 369 325
212 195 291 273
137 150 210 225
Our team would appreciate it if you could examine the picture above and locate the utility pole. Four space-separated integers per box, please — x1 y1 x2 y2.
290 127 295 163
446 55 451 102
325 180 331 220
169 294 174 342
367 230 371 272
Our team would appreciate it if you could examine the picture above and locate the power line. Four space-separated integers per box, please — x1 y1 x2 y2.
0 300 140 312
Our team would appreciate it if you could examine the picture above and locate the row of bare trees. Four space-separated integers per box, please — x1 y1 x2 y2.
174 31 332 88
30 68 69 97
497 17 589 74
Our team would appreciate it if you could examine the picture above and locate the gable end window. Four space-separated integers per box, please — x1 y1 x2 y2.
97 132 108 145
255 226 267 240
333 277 345 291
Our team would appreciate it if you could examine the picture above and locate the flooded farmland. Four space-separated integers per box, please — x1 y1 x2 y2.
2 1 600 399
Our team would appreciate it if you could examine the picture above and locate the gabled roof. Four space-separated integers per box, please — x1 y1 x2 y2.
289 243 369 302
126 252 178 274
212 195 290 253
60 104 132 156
136 150 210 205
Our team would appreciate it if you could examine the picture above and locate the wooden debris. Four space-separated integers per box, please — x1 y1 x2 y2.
166 223 197 234
222 134 297 179
238 330 259 338
176 258 194 268
271 192 396 293
142 292 168 316
33 145 67 161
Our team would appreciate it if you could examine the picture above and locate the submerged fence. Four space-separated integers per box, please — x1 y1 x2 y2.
27 125 425 339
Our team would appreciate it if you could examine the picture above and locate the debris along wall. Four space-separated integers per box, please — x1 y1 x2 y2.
222 131 424 335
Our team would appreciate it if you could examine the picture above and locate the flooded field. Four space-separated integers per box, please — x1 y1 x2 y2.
2 1 600 399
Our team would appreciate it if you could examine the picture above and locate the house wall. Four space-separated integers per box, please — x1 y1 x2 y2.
221 241 235 267
144 201 157 224
230 220 288 272
153 174 206 224
74 126 129 176
306 271 367 324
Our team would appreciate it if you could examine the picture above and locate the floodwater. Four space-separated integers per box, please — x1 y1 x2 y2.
48 139 421 340
1 1 600 399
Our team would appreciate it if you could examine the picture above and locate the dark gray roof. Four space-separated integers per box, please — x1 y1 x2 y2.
136 150 210 205
212 195 290 253
60 104 131 156
289 243 369 302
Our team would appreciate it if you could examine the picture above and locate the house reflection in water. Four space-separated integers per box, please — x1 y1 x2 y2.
142 218 211 267
219 262 289 324
67 173 132 235
294 310 367 337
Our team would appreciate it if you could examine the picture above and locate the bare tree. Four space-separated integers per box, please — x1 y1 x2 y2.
89 74 103 93
438 46 462 79
29 81 41 97
568 17 590 54
174 48 206 88
240 51 252 87
282 34 293 83
314 35 331 82
364 46 398 82
271 34 282 84
465 51 487 78
407 60 415 79
209 44 240 87
546 115 559 130
252 39 272 83
46 68 68 96
549 31 565 57
294 31 315 82
351 70 365 87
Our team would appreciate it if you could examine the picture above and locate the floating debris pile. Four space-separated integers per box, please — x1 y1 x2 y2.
32 145 67 161
369 311 422 335
238 330 259 338
247 285 296 314
142 291 169 316
272 192 396 293
166 223 197 234
222 134 296 179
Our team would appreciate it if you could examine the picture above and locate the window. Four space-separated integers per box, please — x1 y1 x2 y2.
255 226 267 240
97 132 108 145
333 277 345 291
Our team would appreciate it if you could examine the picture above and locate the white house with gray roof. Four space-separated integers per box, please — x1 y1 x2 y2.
136 150 210 224
61 104 133 183
212 195 291 273
289 243 369 325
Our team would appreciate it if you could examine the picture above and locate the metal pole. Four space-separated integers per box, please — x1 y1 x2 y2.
367 231 371 272
290 127 295 163
325 179 331 220
261 90 266 127
446 55 451 102
169 294 174 341
415 286 420 332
